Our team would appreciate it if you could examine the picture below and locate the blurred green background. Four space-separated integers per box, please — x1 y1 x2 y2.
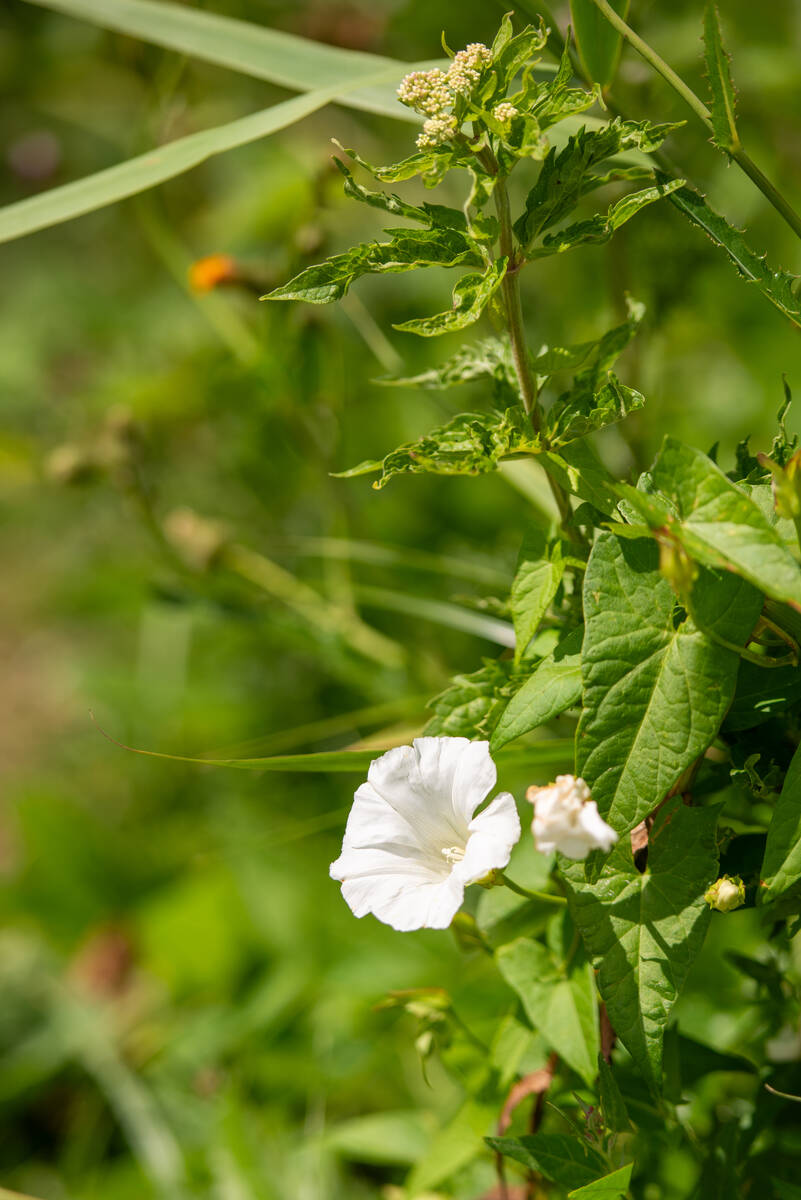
2 1 801 1196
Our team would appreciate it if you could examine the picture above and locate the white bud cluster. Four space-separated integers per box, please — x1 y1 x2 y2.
397 69 452 116
446 43 493 95
417 113 458 149
493 102 519 123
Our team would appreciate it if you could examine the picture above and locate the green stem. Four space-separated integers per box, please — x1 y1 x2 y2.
588 0 801 243
499 873 567 906
491 173 582 537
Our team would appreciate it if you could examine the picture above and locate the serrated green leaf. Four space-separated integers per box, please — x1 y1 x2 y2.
563 800 719 1090
264 226 481 304
511 529 565 661
545 373 646 443
577 533 754 836
393 258 509 338
760 744 801 903
597 1055 632 1135
620 438 801 608
703 3 739 153
535 177 684 257
515 120 682 248
663 180 801 330
568 1162 634 1199
425 659 513 738
570 0 631 89
378 337 516 393
335 406 539 489
496 937 599 1083
486 1133 606 1189
492 628 583 750
334 157 469 231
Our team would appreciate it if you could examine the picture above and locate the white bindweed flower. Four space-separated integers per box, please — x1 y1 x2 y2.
527 775 618 860
330 737 521 931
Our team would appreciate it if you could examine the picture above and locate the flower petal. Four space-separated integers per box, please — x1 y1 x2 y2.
336 856 464 931
457 791 521 884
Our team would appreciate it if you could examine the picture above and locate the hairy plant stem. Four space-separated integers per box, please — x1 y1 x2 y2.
491 172 578 534
588 0 801 243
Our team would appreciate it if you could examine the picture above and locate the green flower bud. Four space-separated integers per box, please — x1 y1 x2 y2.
704 874 746 913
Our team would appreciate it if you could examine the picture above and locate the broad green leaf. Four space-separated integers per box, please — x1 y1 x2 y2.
563 800 719 1090
492 628 583 750
570 0 630 89
264 227 481 304
663 181 801 329
393 259 509 338
486 1133 606 1190
760 744 801 903
597 1055 632 1135
568 1162 634 1199
621 438 801 608
496 937 599 1083
534 178 684 257
545 373 645 443
510 529 565 661
425 659 513 738
577 534 755 836
0 84 400 245
703 3 739 153
21 0 421 121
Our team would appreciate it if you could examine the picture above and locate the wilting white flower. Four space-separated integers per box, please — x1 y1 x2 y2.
527 775 618 860
330 737 521 931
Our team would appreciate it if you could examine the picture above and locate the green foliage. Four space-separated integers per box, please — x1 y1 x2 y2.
703 3 740 153
570 0 631 88
496 935 599 1082
510 526 565 659
487 1133 607 1189
577 532 751 836
760 744 801 902
564 801 720 1090
492 627 583 749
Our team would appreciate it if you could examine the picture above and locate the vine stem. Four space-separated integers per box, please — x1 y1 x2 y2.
588 0 801 243
498 872 567 906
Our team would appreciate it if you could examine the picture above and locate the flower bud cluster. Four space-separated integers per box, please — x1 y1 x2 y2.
446 43 493 95
417 113 458 149
397 42 493 150
493 102 519 123
397 69 452 116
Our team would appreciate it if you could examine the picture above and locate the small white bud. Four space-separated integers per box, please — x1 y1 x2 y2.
493 102 519 123
705 875 746 913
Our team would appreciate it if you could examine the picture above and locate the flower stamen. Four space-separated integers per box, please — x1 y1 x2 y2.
441 845 465 864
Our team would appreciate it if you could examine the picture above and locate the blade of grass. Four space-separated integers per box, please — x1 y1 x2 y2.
21 0 422 120
0 65 406 245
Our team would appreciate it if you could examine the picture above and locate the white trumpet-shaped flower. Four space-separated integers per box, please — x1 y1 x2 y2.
528 774 618 860
330 737 521 931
